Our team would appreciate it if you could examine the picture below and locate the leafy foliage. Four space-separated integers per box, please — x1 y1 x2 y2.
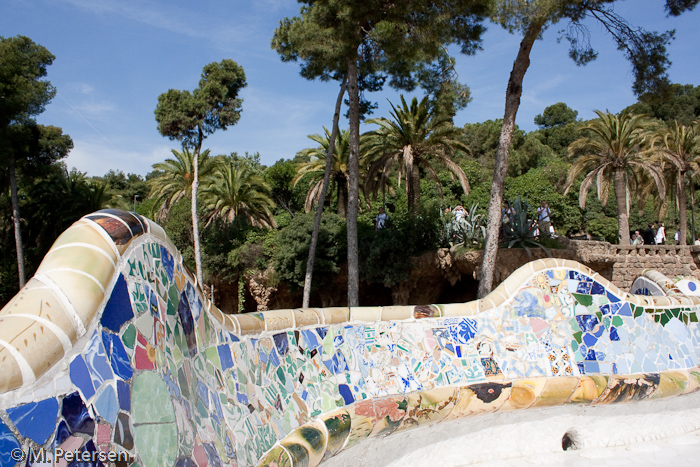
273 212 347 291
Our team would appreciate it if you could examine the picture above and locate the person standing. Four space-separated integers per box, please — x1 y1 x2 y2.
655 221 666 244
644 223 655 246
675 230 681 245
537 201 552 238
375 207 389 229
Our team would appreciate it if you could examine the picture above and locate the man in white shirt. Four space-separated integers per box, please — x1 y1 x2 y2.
375 207 388 229
537 201 552 238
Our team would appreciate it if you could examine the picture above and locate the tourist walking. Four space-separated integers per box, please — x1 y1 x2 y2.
655 221 666 244
675 230 681 245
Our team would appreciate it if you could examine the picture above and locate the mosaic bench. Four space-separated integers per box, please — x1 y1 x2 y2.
1 209 700 466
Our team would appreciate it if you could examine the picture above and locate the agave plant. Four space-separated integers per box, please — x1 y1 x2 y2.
502 197 551 258
444 203 486 249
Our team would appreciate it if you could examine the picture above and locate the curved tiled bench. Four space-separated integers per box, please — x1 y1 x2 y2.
2 209 700 466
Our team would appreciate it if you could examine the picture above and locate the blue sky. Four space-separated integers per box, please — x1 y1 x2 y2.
1 0 698 177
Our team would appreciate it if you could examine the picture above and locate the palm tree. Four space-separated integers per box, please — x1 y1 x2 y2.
649 120 700 245
148 146 217 220
295 128 350 217
361 95 470 213
148 146 217 284
200 161 277 228
564 111 665 245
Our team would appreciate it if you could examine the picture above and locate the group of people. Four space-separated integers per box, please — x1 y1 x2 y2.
631 221 678 245
501 200 555 238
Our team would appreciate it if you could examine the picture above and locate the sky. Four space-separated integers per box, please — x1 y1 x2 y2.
1 0 699 177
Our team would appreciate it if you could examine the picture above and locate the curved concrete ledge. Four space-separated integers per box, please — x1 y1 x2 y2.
1 209 700 467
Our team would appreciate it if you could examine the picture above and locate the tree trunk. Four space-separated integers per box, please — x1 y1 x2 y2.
9 156 26 288
336 173 348 218
347 55 360 307
679 170 688 245
192 129 204 286
614 167 630 245
303 76 346 308
407 151 421 214
691 177 697 244
478 18 546 299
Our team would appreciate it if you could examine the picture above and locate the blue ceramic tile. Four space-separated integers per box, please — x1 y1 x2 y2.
85 332 114 391
69 356 95 400
576 315 600 333
450 319 477 344
116 379 130 411
617 303 633 316
610 326 620 341
177 290 197 356
94 385 119 425
62 392 95 436
185 282 202 321
338 384 354 404
583 361 600 373
149 288 159 317
52 421 71 448
160 246 174 283
273 333 289 356
0 419 21 467
607 290 620 303
101 332 133 380
316 327 328 339
576 281 592 294
583 333 598 347
100 274 134 333
70 440 101 467
203 443 222 467
591 281 605 295
7 398 59 445
218 345 234 371
174 458 198 467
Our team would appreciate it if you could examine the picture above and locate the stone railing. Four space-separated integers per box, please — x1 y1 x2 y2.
2 210 700 466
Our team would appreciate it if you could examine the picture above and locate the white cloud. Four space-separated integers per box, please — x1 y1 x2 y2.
65 139 171 177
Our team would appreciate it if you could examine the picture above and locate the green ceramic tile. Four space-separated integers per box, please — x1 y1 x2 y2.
612 316 624 327
122 324 136 349
572 293 593 307
572 331 582 344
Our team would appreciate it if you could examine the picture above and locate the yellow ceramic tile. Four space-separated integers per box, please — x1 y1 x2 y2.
38 246 115 290
349 307 381 322
439 302 478 317
264 309 294 332
320 307 350 325
232 314 264 335
569 375 608 404
531 376 579 407
280 419 328 467
683 369 700 394
0 315 65 381
42 270 105 327
380 306 413 321
0 346 24 393
651 371 688 399
0 278 79 342
293 308 322 328
50 222 118 258
499 377 547 411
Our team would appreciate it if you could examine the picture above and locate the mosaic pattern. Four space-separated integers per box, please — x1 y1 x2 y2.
2 209 700 467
